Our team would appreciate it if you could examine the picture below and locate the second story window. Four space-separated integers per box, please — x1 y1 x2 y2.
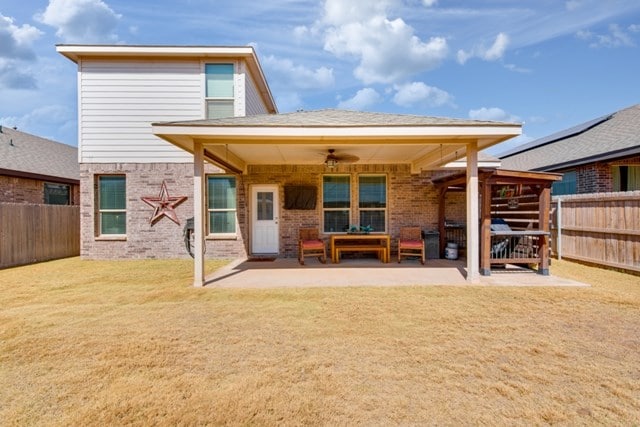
205 63 234 119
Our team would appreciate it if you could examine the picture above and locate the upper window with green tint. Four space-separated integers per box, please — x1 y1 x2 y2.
206 64 234 98
205 64 234 119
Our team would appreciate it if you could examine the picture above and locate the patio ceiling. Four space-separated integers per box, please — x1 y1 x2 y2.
152 110 522 174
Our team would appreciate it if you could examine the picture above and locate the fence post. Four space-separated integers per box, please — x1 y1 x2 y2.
557 198 562 260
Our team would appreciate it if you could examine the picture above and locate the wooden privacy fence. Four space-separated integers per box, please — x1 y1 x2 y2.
0 203 80 269
551 191 640 274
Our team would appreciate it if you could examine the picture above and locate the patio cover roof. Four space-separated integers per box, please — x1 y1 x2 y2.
432 168 563 188
152 109 522 174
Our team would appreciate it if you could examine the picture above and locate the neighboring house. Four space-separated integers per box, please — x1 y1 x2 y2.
499 104 640 195
57 44 522 284
0 126 79 205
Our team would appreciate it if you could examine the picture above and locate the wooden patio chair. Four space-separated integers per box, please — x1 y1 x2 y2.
298 228 327 265
397 226 425 264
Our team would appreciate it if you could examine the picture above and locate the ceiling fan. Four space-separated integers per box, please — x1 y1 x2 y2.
324 149 359 168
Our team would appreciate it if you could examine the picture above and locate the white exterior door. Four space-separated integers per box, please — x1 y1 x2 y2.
251 185 279 254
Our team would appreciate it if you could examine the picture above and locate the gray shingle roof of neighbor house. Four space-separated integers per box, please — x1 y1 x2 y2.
156 108 520 128
0 126 79 182
499 104 640 171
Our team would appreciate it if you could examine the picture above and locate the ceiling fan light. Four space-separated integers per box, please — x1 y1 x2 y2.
325 158 338 169
325 149 339 169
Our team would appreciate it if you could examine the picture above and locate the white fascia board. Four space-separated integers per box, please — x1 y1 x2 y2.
152 124 522 141
441 161 502 169
56 45 255 63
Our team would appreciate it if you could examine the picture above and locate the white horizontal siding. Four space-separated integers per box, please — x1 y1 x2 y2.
245 69 269 116
79 59 203 163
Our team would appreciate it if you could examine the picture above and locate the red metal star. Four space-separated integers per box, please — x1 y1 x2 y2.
141 181 188 225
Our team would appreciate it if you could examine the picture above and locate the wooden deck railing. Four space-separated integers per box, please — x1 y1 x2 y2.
489 230 549 264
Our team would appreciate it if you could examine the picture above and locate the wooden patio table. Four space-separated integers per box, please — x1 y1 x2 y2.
330 234 391 264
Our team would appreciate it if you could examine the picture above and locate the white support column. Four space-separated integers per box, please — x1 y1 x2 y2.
466 142 480 283
193 141 205 287
556 198 562 260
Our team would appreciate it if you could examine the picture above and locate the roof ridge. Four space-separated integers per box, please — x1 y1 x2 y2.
499 103 640 159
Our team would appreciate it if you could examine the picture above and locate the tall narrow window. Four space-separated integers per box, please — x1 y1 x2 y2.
205 63 234 119
323 175 350 233
207 176 237 234
359 175 386 232
98 176 126 235
44 183 70 205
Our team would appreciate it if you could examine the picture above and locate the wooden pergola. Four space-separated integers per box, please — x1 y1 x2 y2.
433 169 562 276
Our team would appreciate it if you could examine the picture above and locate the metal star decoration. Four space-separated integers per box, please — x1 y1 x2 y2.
141 180 188 225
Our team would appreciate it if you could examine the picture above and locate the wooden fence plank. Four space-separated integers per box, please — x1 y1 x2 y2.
0 203 80 269
551 191 640 274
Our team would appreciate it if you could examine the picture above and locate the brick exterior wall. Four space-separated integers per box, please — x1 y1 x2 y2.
81 162 447 259
0 174 80 204
576 163 612 194
573 155 640 194
80 162 247 260
247 164 440 258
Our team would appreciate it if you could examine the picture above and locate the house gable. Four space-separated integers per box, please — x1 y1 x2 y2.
57 45 277 164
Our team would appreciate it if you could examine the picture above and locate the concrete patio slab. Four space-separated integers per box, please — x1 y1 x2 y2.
205 257 589 289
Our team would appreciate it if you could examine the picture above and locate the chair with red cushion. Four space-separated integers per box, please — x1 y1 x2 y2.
298 228 327 265
397 226 425 264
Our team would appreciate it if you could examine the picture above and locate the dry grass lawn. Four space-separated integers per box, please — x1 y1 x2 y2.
1 257 639 425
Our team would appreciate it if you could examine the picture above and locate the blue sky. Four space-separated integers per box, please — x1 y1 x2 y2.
1 0 639 155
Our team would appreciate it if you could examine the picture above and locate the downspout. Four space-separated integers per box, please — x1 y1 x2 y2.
556 197 562 260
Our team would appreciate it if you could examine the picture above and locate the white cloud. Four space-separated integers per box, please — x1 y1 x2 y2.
0 14 43 60
293 25 310 40
577 23 636 48
504 63 531 73
0 61 38 89
422 0 438 7
527 115 548 124
36 0 121 43
322 0 398 26
565 1 582 11
274 93 303 113
0 14 43 90
484 32 509 61
457 32 510 64
262 55 334 90
392 81 454 108
0 104 75 135
320 0 448 84
337 88 382 110
469 107 520 123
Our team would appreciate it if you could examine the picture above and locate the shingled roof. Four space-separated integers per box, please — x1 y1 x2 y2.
0 126 79 182
157 108 518 128
500 104 640 171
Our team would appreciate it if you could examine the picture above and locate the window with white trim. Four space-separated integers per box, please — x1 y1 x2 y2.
323 175 350 233
98 175 126 235
205 63 234 119
207 176 237 234
359 175 387 232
